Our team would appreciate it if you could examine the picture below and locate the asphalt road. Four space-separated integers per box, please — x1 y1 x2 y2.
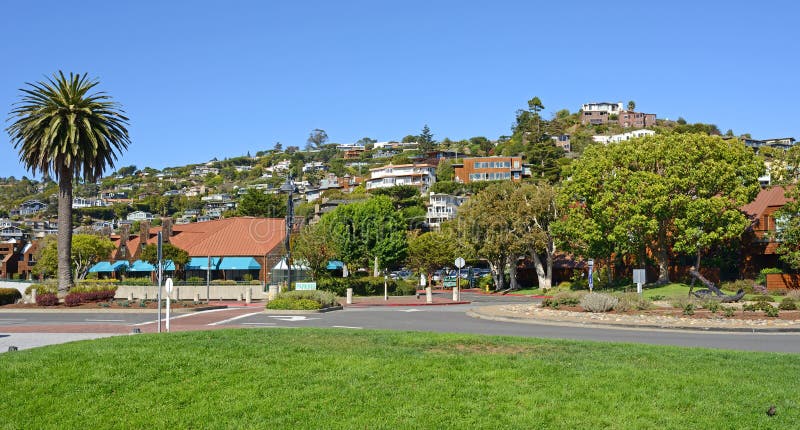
2 293 800 353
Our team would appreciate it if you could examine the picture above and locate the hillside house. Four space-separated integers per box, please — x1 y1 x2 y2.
453 156 527 183
365 163 437 193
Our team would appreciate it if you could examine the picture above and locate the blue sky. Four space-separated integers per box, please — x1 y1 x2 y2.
1 1 798 178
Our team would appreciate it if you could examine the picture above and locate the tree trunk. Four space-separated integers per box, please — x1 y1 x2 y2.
373 255 379 277
489 260 504 291
531 252 551 290
656 224 670 284
57 169 74 294
508 256 519 290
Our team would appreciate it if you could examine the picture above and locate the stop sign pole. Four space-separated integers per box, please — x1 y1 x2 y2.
454 257 465 301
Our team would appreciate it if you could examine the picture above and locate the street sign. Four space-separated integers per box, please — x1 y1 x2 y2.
165 278 174 294
588 259 594 292
295 282 317 291
443 276 458 288
454 257 465 269
633 269 646 294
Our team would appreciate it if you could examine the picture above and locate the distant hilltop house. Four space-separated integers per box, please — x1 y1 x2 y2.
127 211 155 222
580 101 656 127
72 197 108 209
740 137 797 151
593 129 656 144
453 156 528 183
365 163 437 193
10 200 47 217
550 134 571 152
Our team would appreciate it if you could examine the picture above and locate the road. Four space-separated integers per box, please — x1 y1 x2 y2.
2 293 800 353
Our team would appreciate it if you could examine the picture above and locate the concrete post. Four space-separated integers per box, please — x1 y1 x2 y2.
128 292 134 302
268 285 279 300
346 288 353 305
452 286 459 302
176 287 180 301
426 287 433 304
195 293 201 302
31 288 37 304
246 288 252 304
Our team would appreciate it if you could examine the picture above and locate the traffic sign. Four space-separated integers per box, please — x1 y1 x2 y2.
454 257 465 269
165 278 174 294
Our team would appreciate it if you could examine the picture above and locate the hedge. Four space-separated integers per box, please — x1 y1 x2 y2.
0 288 22 305
266 290 338 310
317 277 416 296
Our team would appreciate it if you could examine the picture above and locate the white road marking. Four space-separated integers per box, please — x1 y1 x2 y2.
267 315 320 322
331 326 363 329
133 307 232 326
208 311 263 326
399 309 422 312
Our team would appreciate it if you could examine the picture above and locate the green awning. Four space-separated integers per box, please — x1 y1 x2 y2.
218 257 261 270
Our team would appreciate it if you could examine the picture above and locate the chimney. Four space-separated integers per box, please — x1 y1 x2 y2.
139 220 151 245
161 218 173 243
119 224 130 259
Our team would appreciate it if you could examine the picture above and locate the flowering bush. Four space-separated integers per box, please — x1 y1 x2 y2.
36 293 59 306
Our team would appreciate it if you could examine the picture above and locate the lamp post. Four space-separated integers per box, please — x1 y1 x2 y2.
279 175 297 289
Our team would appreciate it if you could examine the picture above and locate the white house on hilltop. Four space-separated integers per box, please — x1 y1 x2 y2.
593 129 656 144
365 163 436 193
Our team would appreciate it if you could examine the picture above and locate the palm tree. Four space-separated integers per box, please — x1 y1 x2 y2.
7 72 130 293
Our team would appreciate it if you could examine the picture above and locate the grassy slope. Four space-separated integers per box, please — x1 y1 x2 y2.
1 329 798 429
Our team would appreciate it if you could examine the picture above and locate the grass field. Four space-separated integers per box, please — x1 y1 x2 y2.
1 329 798 429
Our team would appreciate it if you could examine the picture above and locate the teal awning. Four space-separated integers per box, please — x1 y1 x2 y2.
218 257 261 270
89 261 129 273
186 257 221 270
88 261 112 273
326 260 344 270
129 260 176 272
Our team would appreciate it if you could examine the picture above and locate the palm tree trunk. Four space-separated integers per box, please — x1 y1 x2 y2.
57 169 74 294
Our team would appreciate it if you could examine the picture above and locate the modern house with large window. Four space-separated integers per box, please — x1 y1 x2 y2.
453 156 527 183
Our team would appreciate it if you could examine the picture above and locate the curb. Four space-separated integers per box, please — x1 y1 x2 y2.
466 309 800 334
346 301 471 308
0 305 227 314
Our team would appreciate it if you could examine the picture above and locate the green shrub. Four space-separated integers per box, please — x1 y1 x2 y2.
614 293 651 312
25 284 56 295
186 276 204 284
243 274 254 282
118 277 152 286
579 293 618 313
548 292 584 307
0 288 22 305
742 303 757 312
722 306 736 318
670 297 696 309
720 279 755 295
778 298 797 311
787 290 800 301
756 268 783 285
275 290 338 308
649 295 666 302
478 275 494 291
317 277 410 296
266 298 321 310
211 280 238 285
753 295 775 303
249 280 262 285
703 300 720 314
682 303 695 316
763 304 779 318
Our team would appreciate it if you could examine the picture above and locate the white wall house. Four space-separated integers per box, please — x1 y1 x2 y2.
365 164 436 193
426 193 466 230
127 211 155 222
581 102 624 114
592 129 656 144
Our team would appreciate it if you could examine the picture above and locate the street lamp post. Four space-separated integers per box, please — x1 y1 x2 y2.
280 175 297 289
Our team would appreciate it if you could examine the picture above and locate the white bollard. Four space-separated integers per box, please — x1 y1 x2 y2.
426 287 433 304
268 285 279 300
128 292 134 302
175 287 180 301
31 288 37 304
346 288 353 305
246 288 252 304
452 286 459 302
195 293 201 302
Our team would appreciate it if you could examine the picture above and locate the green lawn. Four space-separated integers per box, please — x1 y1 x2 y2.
1 329 798 429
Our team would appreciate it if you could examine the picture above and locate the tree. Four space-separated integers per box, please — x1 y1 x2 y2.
7 72 130 293
627 100 636 111
317 196 408 274
274 142 283 152
406 230 456 285
306 129 328 150
140 243 190 278
116 165 137 176
237 188 287 218
556 133 763 284
35 234 116 281
418 124 436 153
437 159 454 182
454 182 518 290
292 223 338 280
510 183 559 290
